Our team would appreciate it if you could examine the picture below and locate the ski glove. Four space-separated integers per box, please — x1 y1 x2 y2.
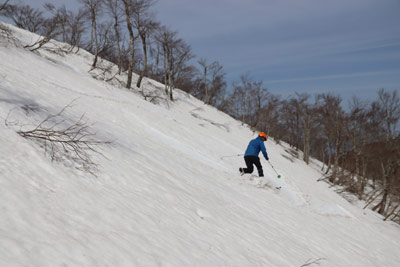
265 157 269 161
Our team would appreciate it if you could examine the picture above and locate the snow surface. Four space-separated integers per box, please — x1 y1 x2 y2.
1 23 400 267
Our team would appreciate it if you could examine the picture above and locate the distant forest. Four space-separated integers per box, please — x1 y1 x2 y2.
1 0 399 223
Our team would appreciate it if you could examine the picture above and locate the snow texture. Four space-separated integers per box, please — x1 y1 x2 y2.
1 23 400 267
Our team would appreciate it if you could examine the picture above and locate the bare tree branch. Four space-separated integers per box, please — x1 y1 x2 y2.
300 258 326 267
6 103 111 176
0 0 11 12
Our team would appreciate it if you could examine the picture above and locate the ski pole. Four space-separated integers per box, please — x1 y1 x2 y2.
220 154 243 160
267 160 281 178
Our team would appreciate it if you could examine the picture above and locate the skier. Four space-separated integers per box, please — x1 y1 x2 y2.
239 132 269 177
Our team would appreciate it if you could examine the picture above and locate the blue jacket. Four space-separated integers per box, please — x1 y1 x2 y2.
244 136 269 160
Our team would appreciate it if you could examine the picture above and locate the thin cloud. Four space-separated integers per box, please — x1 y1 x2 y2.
265 70 400 84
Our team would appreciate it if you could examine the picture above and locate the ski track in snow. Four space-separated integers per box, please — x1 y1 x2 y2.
237 169 356 219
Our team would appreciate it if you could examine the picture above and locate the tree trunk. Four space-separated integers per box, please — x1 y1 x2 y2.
168 66 173 101
325 142 332 175
91 10 98 68
163 46 168 95
137 33 147 88
373 162 391 215
113 15 122 75
88 20 93 52
358 157 367 200
330 140 339 183
303 118 311 165
122 0 135 89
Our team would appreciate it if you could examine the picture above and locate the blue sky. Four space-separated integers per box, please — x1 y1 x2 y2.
22 0 400 102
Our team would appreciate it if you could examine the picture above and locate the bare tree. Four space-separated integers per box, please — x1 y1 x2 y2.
344 97 369 198
44 4 69 42
226 74 267 127
259 94 280 138
43 4 87 51
365 89 400 215
196 58 209 101
2 4 45 33
23 13 63 52
166 38 193 101
67 8 88 51
249 80 267 129
147 39 162 80
5 104 110 175
132 0 158 89
375 88 400 141
121 0 140 89
364 138 400 216
79 0 103 68
229 79 246 123
295 93 317 165
104 0 123 74
194 59 227 106
81 21 115 65
280 98 301 150
206 61 226 106
317 93 345 181
155 26 176 96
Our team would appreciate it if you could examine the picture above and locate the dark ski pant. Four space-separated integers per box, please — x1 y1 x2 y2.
243 156 264 177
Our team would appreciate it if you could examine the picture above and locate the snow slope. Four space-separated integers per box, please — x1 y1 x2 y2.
1 23 399 267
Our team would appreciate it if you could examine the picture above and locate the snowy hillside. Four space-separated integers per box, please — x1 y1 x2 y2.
1 23 400 267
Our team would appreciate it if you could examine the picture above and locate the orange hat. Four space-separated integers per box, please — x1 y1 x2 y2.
259 132 267 139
